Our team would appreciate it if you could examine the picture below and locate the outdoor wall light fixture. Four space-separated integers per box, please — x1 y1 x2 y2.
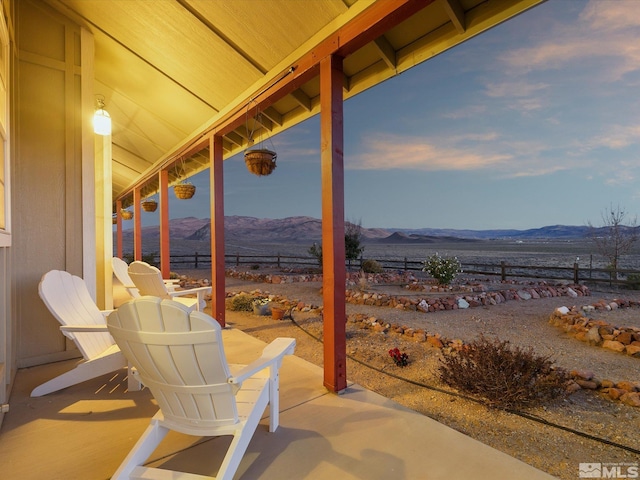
93 94 111 135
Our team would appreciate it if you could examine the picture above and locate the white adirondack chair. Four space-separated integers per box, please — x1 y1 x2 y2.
107 297 296 480
127 260 210 311
112 257 180 298
32 270 134 397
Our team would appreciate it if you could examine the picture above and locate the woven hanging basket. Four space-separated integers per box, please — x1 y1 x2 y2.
141 200 158 212
174 183 196 200
244 149 277 176
121 209 133 220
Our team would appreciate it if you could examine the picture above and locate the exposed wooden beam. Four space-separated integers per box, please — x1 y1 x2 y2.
373 36 397 69
262 106 283 126
255 115 274 132
290 89 312 111
442 0 465 33
224 130 244 147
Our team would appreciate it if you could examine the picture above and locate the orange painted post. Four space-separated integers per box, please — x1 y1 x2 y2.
159 170 171 278
320 54 347 393
116 199 123 258
133 188 142 261
210 135 226 327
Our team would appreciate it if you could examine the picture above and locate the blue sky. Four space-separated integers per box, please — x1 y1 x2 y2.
160 0 640 231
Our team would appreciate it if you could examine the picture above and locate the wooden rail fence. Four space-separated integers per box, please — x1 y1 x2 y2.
135 252 640 288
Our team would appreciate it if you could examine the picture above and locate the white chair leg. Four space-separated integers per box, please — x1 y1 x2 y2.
268 366 280 432
111 414 169 480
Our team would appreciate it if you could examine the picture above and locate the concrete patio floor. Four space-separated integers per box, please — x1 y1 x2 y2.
0 326 557 479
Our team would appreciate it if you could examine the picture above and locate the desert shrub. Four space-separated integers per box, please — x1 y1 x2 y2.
361 259 383 273
250 264 260 270
422 253 461 285
227 294 254 312
308 243 322 266
438 335 569 409
625 273 640 290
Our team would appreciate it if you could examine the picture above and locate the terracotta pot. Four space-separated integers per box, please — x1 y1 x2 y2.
271 307 285 320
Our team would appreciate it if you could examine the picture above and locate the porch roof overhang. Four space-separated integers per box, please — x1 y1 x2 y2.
45 0 544 206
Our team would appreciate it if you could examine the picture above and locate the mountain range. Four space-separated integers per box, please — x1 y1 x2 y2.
118 215 615 244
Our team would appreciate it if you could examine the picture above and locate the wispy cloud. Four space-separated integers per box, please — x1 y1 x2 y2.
348 133 511 171
589 124 640 149
484 81 549 98
501 0 640 81
442 104 487 119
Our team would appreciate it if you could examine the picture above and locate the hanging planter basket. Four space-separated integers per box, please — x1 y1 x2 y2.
120 209 133 220
245 148 277 176
141 200 158 212
174 183 196 200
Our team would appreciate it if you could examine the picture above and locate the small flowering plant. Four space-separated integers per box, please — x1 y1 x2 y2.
389 347 409 367
422 252 462 286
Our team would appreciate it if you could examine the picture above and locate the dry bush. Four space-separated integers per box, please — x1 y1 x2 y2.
362 259 383 273
438 335 569 409
226 293 254 312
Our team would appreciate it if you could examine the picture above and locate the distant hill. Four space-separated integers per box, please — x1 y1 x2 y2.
118 216 633 244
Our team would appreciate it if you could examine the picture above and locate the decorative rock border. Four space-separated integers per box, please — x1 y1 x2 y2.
549 303 640 358
226 268 591 313
346 283 590 313
224 288 640 408
568 370 640 407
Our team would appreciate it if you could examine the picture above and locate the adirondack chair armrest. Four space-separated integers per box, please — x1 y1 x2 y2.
163 279 181 284
169 286 212 303
169 286 211 295
60 324 110 333
229 337 296 385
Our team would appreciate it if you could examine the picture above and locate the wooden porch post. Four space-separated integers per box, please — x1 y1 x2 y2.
159 170 171 278
320 54 347 393
210 135 226 327
133 187 142 260
115 199 123 258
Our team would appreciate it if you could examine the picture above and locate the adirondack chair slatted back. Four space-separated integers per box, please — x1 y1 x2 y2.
107 297 239 430
39 270 115 360
112 257 140 297
127 261 171 299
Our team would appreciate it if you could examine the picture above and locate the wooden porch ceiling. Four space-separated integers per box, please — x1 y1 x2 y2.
44 0 545 206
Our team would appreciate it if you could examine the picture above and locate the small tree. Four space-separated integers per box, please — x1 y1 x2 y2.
308 220 366 268
345 219 365 262
587 204 639 275
308 242 322 266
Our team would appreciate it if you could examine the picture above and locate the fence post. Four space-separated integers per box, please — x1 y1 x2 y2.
573 262 579 283
195 252 199 269
277 253 281 268
404 257 408 271
501 261 506 281
236 252 239 266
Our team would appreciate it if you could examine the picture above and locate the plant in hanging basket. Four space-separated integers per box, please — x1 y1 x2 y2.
174 182 196 200
244 148 277 176
141 200 158 212
120 209 133 220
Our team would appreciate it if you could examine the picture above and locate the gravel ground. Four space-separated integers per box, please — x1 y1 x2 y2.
179 269 640 480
